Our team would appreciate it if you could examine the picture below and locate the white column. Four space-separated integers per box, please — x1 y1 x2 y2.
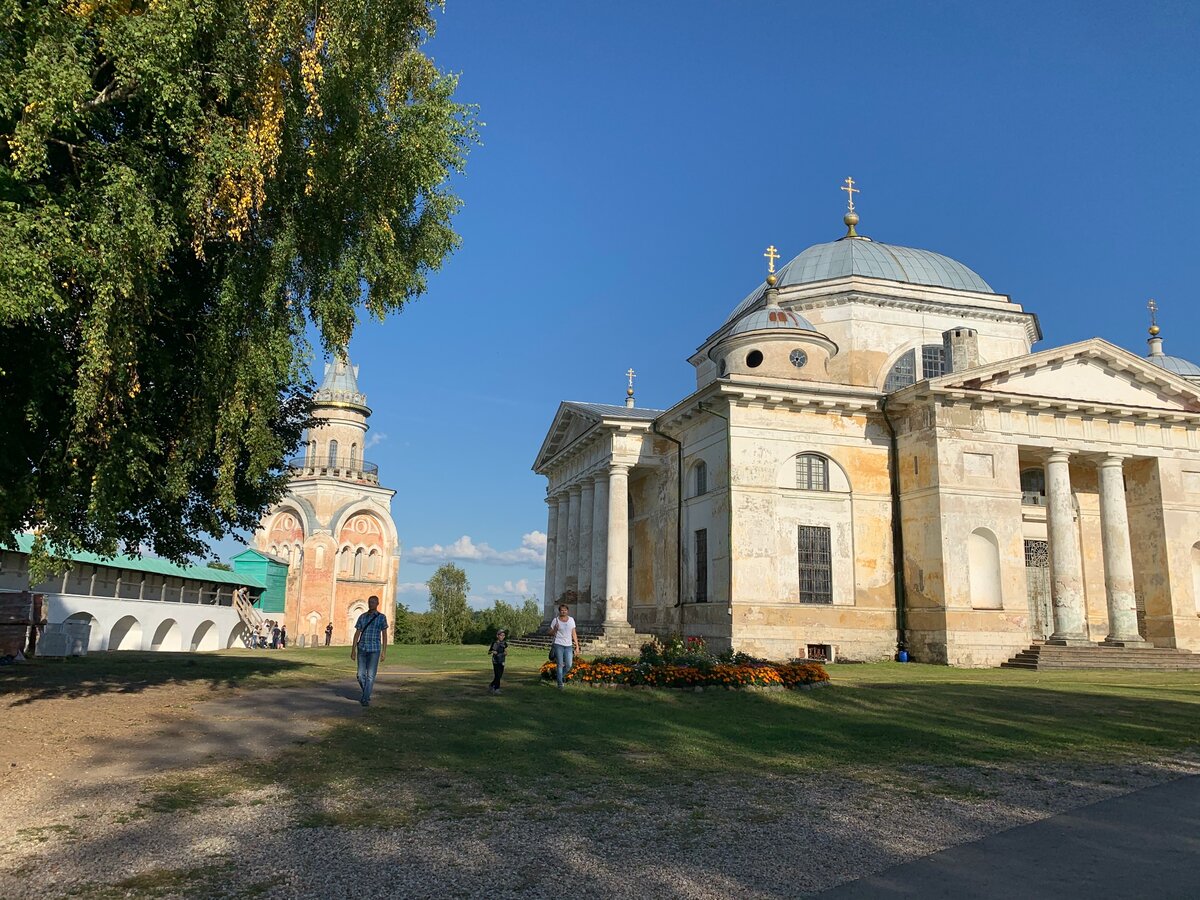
591 473 609 622
565 485 582 603
578 479 595 620
605 464 631 627
1097 454 1146 645
543 496 559 621
1046 451 1088 644
553 493 569 606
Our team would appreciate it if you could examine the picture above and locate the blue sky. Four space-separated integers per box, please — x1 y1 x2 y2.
215 1 1200 610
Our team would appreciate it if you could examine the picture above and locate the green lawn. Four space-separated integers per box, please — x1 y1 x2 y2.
10 645 1200 802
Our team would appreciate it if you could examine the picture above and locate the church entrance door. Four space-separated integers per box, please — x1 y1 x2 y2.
1024 540 1052 639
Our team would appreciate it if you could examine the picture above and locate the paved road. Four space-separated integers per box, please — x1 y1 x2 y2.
818 775 1200 899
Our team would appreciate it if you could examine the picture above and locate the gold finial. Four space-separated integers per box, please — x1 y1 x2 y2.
764 244 780 275
841 176 861 237
626 367 636 396
1147 299 1160 336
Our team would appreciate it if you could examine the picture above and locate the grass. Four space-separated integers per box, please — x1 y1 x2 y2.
16 644 1200 813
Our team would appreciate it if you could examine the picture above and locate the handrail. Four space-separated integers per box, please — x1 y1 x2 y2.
286 456 379 479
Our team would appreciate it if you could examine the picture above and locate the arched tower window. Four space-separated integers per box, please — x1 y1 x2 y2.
693 461 708 497
353 547 364 577
328 440 339 467
796 454 829 491
350 443 358 467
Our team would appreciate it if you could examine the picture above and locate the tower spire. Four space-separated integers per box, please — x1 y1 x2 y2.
840 176 865 239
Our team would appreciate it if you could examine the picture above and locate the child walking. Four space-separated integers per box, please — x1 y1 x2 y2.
488 629 508 695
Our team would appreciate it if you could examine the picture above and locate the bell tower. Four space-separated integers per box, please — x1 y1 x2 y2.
254 357 401 644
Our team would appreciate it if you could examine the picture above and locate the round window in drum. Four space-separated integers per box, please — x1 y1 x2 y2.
790 349 808 368
746 350 764 368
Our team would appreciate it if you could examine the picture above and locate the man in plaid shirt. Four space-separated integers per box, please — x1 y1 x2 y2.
350 595 388 707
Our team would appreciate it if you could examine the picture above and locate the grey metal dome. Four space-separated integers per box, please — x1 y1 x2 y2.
725 305 818 337
722 237 993 327
1146 343 1200 380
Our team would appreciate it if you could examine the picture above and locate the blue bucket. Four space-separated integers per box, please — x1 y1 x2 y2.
897 650 909 663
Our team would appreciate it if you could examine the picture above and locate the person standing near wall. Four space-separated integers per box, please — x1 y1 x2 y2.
488 629 508 695
350 595 388 707
549 604 580 689
324 622 333 646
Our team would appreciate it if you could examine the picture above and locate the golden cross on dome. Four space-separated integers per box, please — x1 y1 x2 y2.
1147 298 1160 335
626 368 636 391
841 176 859 213
763 245 780 274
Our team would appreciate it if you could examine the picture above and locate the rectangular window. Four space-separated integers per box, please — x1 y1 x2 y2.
694 529 708 603
798 525 833 605
922 344 947 379
796 455 828 491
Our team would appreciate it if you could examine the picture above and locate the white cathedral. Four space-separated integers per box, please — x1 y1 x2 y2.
533 185 1200 667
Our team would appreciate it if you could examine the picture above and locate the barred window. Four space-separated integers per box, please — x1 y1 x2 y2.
796 454 829 491
884 350 917 392
328 440 339 467
694 529 708 603
921 344 947 378
693 461 708 497
798 526 833 604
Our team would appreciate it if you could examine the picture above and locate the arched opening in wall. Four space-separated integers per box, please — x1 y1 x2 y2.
109 615 143 651
347 601 368 638
191 620 219 652
339 547 352 574
796 454 830 491
315 545 326 569
692 460 708 497
350 443 358 467
227 622 249 649
328 440 339 467
151 619 181 652
884 349 917 392
1192 542 1200 616
968 528 1004 609
353 548 364 577
367 549 379 576
65 612 103 652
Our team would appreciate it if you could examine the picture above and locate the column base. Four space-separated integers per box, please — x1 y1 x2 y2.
1102 637 1152 648
1045 634 1091 646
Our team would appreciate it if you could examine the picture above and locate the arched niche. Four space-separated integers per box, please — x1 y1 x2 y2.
191 620 219 652
968 528 1003 609
151 619 182 652
109 615 142 651
777 451 851 492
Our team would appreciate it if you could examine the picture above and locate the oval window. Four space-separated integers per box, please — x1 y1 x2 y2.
746 350 764 368
718 358 727 376
790 349 808 368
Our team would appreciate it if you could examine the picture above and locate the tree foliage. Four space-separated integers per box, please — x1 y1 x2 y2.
463 597 542 644
426 562 469 644
392 600 418 644
0 0 475 569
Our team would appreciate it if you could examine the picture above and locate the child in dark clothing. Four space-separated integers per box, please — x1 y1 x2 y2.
488 630 508 695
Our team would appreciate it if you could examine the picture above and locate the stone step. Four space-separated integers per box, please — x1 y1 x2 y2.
1001 642 1200 670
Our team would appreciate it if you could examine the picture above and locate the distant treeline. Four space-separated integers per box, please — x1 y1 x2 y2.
393 597 542 645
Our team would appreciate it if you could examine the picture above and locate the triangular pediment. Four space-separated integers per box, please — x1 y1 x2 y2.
930 339 1200 413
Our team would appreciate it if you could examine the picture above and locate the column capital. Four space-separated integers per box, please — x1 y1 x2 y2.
1047 449 1074 463
567 483 583 496
1098 453 1130 468
609 462 631 476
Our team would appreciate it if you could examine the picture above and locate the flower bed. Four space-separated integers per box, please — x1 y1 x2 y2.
539 658 829 690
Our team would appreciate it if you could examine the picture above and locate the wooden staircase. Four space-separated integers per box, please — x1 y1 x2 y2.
1001 642 1200 670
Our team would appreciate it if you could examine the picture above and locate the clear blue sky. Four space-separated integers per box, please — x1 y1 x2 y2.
217 0 1200 610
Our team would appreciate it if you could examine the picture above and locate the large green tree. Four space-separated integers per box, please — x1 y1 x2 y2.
426 562 469 644
0 0 474 569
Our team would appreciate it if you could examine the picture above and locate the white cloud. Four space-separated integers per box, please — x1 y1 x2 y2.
394 582 428 595
366 432 388 449
484 579 531 596
408 531 546 567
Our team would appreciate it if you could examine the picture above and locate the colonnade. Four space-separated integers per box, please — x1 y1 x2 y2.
543 464 630 627
1045 450 1146 645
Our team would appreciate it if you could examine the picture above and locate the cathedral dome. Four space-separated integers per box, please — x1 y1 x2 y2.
314 356 371 414
1146 335 1200 381
725 305 817 337
722 238 993 328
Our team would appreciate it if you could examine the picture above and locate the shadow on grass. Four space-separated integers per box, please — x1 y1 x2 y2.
244 668 1200 796
0 651 315 707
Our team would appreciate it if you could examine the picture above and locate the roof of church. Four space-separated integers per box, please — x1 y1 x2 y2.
563 401 663 421
314 356 370 411
722 237 994 327
725 305 818 337
1146 351 1200 379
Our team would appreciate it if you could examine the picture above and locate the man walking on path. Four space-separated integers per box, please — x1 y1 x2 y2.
350 596 388 707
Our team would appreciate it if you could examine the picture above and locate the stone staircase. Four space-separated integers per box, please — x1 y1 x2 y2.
1002 642 1200 670
508 622 655 656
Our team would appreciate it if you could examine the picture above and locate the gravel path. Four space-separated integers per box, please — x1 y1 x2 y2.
3 671 1198 899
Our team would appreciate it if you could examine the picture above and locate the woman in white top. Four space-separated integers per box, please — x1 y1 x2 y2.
549 604 581 688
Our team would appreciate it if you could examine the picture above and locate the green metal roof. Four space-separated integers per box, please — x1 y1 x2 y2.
9 534 266 589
